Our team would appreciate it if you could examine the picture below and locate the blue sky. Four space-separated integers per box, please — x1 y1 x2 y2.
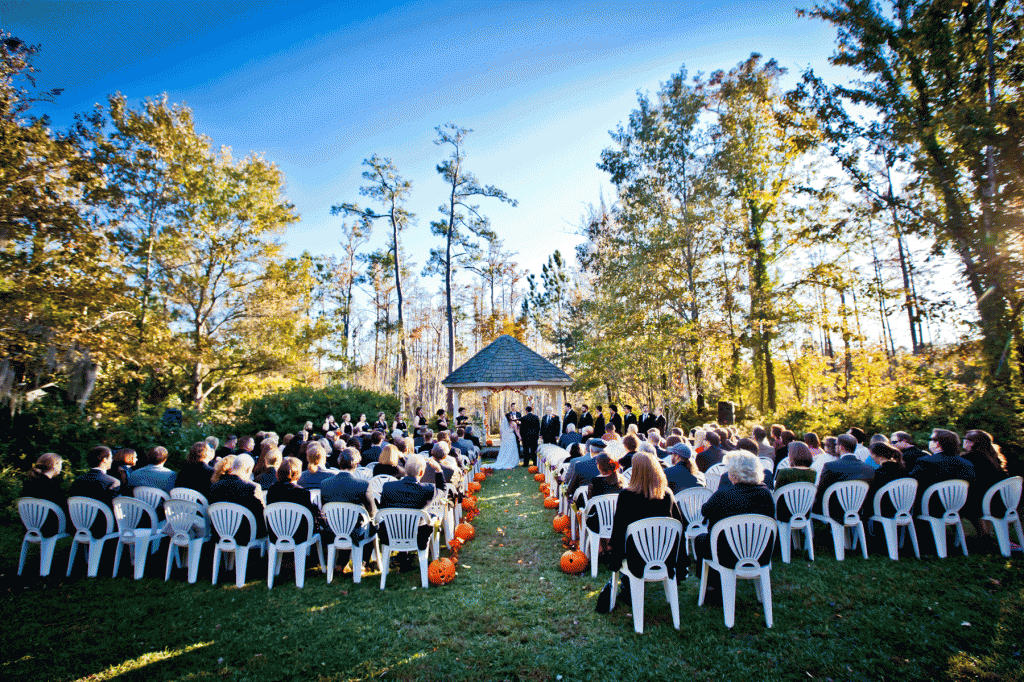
6 0 848 289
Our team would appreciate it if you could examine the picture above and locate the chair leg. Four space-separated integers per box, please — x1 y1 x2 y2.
88 539 106 578
113 541 124 578
590 534 600 578
856 522 868 559
721 571 737 629
955 521 969 557
187 541 203 584
830 522 845 561
929 520 947 558
294 549 306 589
39 537 59 577
418 549 429 588
133 541 149 580
881 521 899 560
212 547 222 585
778 523 791 563
806 523 815 561
18 538 30 577
760 572 774 628
267 547 278 589
235 547 250 588
165 545 177 581
379 545 390 590
697 562 709 606
664 577 680 630
315 537 325 572
906 522 921 559
326 545 337 584
352 544 364 584
609 570 620 611
629 574 646 634
67 540 80 577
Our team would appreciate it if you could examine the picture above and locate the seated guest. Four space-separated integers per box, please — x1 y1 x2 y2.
375 445 404 479
211 455 235 483
577 425 594 444
565 439 602 498
175 442 216 496
803 432 823 458
208 454 267 542
695 451 774 598
110 448 137 494
21 452 68 537
752 425 775 461
267 457 331 544
587 453 625 502
695 431 724 473
253 441 283 493
664 442 703 493
298 442 334 490
891 431 927 471
235 436 256 459
417 429 434 453
362 431 386 464
129 446 177 493
216 435 236 460
865 442 908 519
961 429 1009 529
813 434 874 519
619 434 640 470
378 453 436 569
775 430 796 466
321 447 372 510
609 452 685 592
424 443 454 488
70 446 120 537
774 441 817 522
463 424 481 449
910 428 975 517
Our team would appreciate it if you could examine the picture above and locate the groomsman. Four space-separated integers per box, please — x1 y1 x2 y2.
622 405 638 432
638 405 655 433
578 404 593 431
541 406 561 444
654 407 667 436
608 405 623 435
562 402 578 434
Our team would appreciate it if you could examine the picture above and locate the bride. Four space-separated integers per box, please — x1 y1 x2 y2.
493 412 521 469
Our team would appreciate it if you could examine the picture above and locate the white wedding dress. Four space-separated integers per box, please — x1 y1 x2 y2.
493 416 521 469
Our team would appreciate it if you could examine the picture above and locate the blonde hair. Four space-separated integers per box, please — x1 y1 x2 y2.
254 443 282 478
627 452 669 500
379 444 401 467
306 442 326 470
692 428 707 450
212 455 235 482
278 456 302 483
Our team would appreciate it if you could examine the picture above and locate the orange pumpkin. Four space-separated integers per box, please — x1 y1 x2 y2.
543 496 559 509
486 439 493 446
552 514 570 532
474 472 486 482
455 522 475 541
448 537 464 553
428 558 456 585
539 483 549 493
533 473 545 482
528 465 539 473
468 481 482 493
462 496 477 511
560 549 588 574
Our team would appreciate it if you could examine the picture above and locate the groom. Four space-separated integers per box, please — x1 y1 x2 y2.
519 405 541 467
506 402 522 457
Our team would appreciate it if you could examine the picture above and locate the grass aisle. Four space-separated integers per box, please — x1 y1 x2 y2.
1 466 1022 681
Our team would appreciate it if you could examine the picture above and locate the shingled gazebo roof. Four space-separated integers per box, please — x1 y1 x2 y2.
441 334 572 388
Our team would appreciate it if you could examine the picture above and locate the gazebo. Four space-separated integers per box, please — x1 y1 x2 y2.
441 334 573 438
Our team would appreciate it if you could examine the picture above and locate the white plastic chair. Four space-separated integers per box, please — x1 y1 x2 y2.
368 475 396 514
133 486 170 530
163 499 209 583
66 497 119 577
759 457 776 475
323 502 378 584
772 482 816 563
425 489 451 559
981 476 1023 558
265 502 325 589
374 507 431 589
810 480 869 561
18 498 69 577
171 487 209 508
868 478 920 560
581 494 619 577
609 517 683 633
352 467 373 481
620 468 633 485
704 463 727 492
698 514 776 628
677 487 713 559
570 488 589 542
112 497 164 579
776 457 792 470
918 479 969 558
209 502 268 588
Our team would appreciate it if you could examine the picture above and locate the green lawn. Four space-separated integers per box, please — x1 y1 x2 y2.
1 467 1022 682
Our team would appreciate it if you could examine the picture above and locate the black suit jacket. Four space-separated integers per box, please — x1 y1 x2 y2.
267 482 328 542
609 413 623 435
865 461 909 518
566 456 600 497
623 413 638 431
209 474 267 541
321 471 371 509
664 464 702 494
814 454 875 519
557 432 582 450
70 469 120 537
519 413 540 444
610 489 686 579
175 461 215 496
637 413 654 433
699 483 775 567
695 446 724 474
593 413 605 436
909 453 975 516
22 473 68 537
378 476 435 549
574 410 588 430
541 414 561 444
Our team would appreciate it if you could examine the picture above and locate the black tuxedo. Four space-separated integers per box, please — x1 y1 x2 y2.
519 412 541 466
593 413 605 436
70 469 120 538
609 413 623 435
638 413 655 433
541 414 561 444
379 476 435 549
623 412 638 432
654 415 667 435
813 454 875 519
563 409 578 433
576 410 590 431
909 452 975 516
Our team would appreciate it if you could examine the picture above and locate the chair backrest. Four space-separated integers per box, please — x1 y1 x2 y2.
68 496 114 537
709 513 777 572
759 457 776 474
374 508 431 550
624 517 683 575
208 502 259 547
426 488 448 519
164 499 207 543
621 468 632 484
705 463 727 492
772 482 816 521
583 494 619 535
873 478 918 519
170 487 209 508
982 476 1022 520
113 497 158 535
822 480 869 525
677 487 713 527
265 502 315 545
920 479 969 520
18 497 67 537
368 475 397 503
352 467 373 481
133 486 170 510
776 457 792 470
322 502 369 540
573 487 589 510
